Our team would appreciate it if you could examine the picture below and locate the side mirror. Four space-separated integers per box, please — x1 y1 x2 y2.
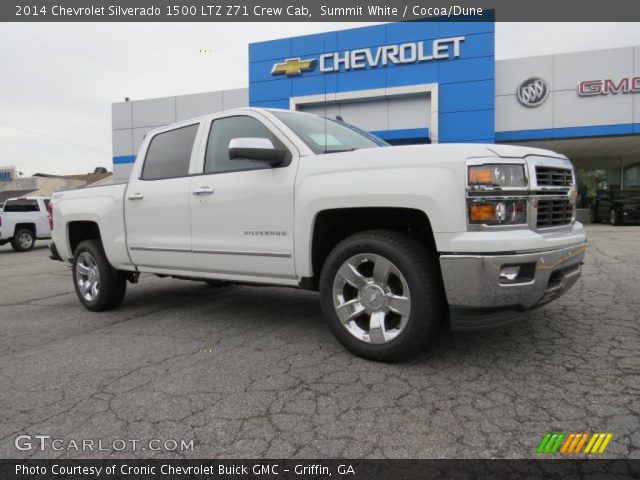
228 138 287 166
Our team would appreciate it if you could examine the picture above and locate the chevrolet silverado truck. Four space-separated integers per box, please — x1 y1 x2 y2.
50 108 586 361
0 196 52 252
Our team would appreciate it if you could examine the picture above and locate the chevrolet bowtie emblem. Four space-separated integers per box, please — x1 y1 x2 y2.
271 57 316 76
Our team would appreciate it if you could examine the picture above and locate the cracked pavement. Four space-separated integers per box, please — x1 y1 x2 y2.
0 224 638 459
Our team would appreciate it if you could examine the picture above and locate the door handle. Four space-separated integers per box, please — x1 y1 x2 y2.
193 186 214 195
128 192 144 200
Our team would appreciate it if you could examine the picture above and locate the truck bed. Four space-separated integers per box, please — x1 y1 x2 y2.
52 182 132 269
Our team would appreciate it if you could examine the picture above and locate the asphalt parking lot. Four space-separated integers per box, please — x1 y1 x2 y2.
0 224 638 459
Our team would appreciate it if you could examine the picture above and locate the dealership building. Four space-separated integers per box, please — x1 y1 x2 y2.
111 20 640 208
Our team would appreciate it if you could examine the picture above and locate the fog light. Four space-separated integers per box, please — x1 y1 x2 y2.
500 265 520 282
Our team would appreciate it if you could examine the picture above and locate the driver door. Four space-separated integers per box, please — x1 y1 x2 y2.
188 114 297 280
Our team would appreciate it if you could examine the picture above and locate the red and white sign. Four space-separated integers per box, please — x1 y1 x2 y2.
578 76 640 96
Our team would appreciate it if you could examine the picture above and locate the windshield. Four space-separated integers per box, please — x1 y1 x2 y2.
271 110 388 154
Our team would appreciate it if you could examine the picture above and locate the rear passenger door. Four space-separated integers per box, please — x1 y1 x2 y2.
124 122 201 271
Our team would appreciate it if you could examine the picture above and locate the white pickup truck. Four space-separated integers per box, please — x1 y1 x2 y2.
51 108 586 361
0 196 52 252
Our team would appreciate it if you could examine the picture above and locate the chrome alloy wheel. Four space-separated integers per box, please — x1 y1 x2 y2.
75 251 100 302
18 232 33 249
332 253 411 344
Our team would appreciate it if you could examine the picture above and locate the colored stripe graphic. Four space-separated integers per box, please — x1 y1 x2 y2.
584 433 613 454
537 432 565 453
538 432 613 454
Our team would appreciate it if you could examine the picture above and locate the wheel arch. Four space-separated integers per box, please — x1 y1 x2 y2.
13 223 36 237
304 207 436 290
67 220 102 255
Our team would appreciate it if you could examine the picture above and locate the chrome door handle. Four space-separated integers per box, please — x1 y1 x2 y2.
128 192 144 200
193 186 214 195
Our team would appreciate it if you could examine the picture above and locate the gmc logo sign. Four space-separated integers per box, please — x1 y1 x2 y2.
578 77 640 96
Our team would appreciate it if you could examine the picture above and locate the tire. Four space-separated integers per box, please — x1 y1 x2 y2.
610 209 621 226
11 229 35 252
319 230 446 362
590 208 599 223
72 239 126 311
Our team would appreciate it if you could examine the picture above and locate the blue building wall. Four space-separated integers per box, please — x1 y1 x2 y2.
249 21 495 144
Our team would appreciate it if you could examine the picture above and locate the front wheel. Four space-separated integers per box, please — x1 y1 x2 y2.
11 229 35 252
319 230 446 362
610 209 621 226
72 239 127 311
590 208 599 223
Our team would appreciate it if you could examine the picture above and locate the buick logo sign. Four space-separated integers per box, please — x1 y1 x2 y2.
517 77 549 108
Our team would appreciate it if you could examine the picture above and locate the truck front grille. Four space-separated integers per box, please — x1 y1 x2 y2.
536 167 573 187
536 199 573 228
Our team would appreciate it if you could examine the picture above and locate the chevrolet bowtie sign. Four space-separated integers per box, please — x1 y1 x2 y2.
270 36 465 77
271 58 317 76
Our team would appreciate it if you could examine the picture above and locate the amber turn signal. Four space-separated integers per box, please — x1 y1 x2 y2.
468 167 494 185
469 203 496 222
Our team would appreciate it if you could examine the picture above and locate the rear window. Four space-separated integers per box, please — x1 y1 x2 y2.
3 199 39 212
141 124 199 180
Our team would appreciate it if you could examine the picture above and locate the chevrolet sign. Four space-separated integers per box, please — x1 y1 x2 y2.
271 58 316 76
270 36 465 77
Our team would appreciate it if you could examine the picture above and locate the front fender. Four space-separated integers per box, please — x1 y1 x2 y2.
294 162 467 278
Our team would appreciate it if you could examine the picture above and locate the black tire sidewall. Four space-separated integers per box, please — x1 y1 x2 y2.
11 229 35 252
320 231 444 361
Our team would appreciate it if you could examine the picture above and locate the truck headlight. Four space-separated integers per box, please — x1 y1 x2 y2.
468 199 527 225
468 164 526 188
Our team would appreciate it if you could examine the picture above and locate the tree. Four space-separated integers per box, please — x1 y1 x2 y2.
93 167 108 174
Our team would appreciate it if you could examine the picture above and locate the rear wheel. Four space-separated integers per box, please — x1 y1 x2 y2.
11 229 35 252
72 239 126 311
319 230 446 362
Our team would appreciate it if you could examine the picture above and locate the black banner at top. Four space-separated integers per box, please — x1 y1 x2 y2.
3 0 640 22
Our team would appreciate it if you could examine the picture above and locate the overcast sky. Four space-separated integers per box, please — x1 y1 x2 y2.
1 22 640 176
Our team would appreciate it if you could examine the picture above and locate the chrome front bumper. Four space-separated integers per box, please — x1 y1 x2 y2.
439 242 587 331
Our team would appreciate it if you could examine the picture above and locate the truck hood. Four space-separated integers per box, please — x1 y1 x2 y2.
484 143 568 160
307 143 568 171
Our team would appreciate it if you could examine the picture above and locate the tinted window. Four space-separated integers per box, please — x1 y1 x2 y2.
272 110 387 154
141 124 198 180
204 116 287 174
4 199 39 212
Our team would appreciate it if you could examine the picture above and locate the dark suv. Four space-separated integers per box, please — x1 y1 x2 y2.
591 189 640 225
